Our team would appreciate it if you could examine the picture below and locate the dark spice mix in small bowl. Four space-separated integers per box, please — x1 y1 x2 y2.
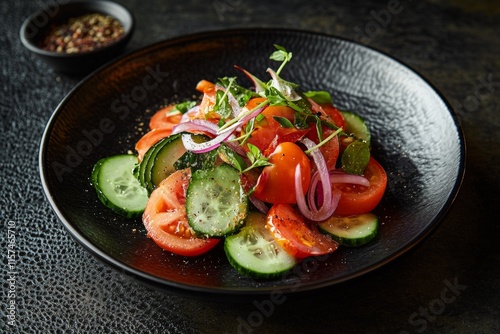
39 13 125 54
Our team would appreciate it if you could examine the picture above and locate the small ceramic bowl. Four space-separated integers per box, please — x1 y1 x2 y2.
20 0 134 74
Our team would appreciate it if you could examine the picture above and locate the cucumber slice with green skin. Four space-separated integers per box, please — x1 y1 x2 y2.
340 111 371 146
139 134 208 193
186 163 248 237
137 138 162 190
92 154 149 218
147 134 187 193
318 213 378 247
139 134 181 193
225 212 297 279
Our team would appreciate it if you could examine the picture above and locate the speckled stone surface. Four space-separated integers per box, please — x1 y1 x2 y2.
1 0 499 333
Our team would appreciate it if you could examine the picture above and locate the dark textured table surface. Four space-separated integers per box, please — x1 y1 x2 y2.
2 0 499 333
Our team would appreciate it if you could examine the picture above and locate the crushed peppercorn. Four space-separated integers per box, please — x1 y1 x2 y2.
40 13 125 54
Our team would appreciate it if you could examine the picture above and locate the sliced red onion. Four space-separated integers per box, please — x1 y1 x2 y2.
234 65 267 94
296 165 340 221
180 105 200 123
329 172 370 187
181 129 234 153
224 139 247 157
217 105 266 135
296 138 339 221
249 196 269 214
307 171 322 211
172 119 218 135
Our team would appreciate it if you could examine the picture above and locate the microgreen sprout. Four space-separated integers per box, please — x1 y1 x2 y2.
270 44 293 75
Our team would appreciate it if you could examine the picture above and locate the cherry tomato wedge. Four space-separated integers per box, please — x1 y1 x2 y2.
253 142 311 204
266 204 338 258
149 105 182 130
243 98 308 156
333 157 387 216
321 104 345 129
142 169 220 256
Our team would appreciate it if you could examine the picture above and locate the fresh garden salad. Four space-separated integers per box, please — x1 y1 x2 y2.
91 45 388 279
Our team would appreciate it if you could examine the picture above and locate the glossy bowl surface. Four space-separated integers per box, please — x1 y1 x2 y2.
40 29 465 299
20 0 134 74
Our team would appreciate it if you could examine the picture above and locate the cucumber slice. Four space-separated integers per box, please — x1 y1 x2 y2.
148 134 187 192
137 138 162 190
92 154 149 218
186 163 248 237
340 111 371 145
318 213 378 247
225 212 297 279
138 134 182 193
139 134 208 193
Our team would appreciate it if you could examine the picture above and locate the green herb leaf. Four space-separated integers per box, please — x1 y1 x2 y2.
218 77 255 107
315 117 323 142
270 44 293 75
303 91 333 105
341 141 370 175
218 144 247 172
273 116 294 128
242 143 271 172
213 90 232 118
172 101 196 114
267 68 300 101
270 44 290 60
266 86 287 106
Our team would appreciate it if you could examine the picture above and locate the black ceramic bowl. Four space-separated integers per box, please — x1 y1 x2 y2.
20 0 134 74
39 29 465 300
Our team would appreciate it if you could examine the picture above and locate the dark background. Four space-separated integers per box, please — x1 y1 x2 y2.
2 0 499 333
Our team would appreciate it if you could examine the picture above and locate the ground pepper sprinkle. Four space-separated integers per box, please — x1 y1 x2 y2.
40 13 125 53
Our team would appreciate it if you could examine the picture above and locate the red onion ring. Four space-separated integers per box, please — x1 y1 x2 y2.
329 172 370 187
217 105 266 135
296 138 339 221
249 196 269 214
180 105 200 123
181 130 234 153
172 119 218 135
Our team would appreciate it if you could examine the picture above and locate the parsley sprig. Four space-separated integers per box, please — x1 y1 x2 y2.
241 143 271 173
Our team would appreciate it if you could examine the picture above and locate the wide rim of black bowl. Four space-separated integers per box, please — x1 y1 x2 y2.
19 0 134 59
39 28 466 299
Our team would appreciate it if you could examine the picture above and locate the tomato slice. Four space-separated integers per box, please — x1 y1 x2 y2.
333 157 387 216
243 100 308 156
253 142 311 204
142 169 220 256
321 104 345 129
149 105 182 130
266 204 338 258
